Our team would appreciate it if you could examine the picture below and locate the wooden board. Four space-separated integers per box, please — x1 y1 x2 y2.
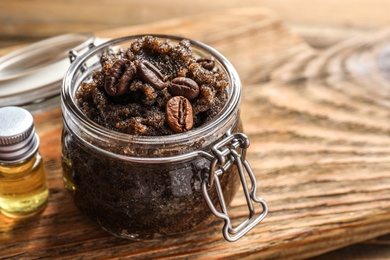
1 7 390 259
2 0 390 49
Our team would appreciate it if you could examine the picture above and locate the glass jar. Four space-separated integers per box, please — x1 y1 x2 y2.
61 35 268 242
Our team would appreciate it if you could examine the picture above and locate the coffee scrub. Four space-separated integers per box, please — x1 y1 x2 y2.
76 36 227 136
61 35 267 242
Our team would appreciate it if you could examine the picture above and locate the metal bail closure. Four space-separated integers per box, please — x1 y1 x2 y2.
69 42 95 72
201 132 268 242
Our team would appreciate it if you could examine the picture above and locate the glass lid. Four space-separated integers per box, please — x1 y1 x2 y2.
0 33 95 107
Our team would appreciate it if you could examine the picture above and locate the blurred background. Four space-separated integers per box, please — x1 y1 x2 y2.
1 0 389 49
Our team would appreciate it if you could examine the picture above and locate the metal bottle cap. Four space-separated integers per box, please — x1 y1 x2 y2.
0 106 39 163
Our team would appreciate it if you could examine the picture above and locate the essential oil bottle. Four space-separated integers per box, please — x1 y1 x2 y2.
0 106 49 218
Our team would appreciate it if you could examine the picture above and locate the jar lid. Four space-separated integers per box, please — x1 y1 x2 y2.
0 33 95 108
0 106 39 162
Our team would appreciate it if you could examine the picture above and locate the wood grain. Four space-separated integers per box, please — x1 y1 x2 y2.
314 233 390 259
1 0 390 49
1 7 390 259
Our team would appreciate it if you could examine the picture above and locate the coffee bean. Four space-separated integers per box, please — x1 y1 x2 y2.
197 57 215 70
168 77 200 100
136 60 167 90
166 96 194 133
104 59 136 96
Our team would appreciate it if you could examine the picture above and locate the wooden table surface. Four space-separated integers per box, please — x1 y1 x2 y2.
1 6 390 259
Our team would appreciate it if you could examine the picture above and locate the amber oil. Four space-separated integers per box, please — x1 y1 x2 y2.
0 106 49 218
0 152 49 218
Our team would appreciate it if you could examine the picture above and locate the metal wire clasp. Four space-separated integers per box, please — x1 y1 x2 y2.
69 42 96 72
201 132 268 242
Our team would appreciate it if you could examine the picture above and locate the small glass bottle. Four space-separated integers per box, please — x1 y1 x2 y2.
0 106 49 218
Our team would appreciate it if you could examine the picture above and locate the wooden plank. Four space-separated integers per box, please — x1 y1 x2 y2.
1 7 390 259
1 0 389 49
314 234 390 259
1 0 390 35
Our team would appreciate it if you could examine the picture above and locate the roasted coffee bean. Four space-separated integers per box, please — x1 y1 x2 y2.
136 60 167 90
166 96 193 133
104 59 136 96
197 57 215 70
168 77 200 100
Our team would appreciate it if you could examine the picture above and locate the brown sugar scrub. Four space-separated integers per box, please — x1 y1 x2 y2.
76 35 228 136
